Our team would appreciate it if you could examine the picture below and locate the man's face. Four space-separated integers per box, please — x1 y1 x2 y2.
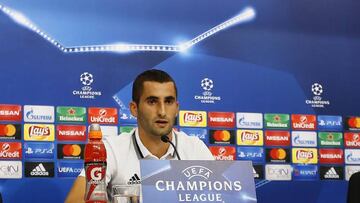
130 81 179 138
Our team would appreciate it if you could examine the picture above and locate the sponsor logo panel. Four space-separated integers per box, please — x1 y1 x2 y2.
292 165 318 181
320 166 343 180
119 126 136 134
266 148 290 163
291 114 317 130
24 105 54 123
57 125 86 141
0 142 22 159
56 106 86 123
0 124 21 140
236 113 263 129
180 128 207 143
57 161 84 177
344 132 360 148
344 116 360 131
345 165 360 181
24 124 55 141
179 111 207 127
88 107 118 125
319 149 344 164
264 131 290 146
25 162 54 178
209 130 235 144
318 132 343 147
317 115 343 131
24 142 54 159
253 165 264 180
209 146 236 160
118 109 137 124
291 131 317 147
265 164 292 181
0 104 22 122
345 149 360 164
57 144 85 160
292 148 318 164
237 147 264 163
237 130 263 146
208 112 235 128
264 114 290 129
0 161 22 179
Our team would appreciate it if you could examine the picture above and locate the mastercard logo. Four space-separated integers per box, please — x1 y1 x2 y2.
0 124 17 136
348 117 360 128
62 144 82 156
213 130 231 142
269 148 287 160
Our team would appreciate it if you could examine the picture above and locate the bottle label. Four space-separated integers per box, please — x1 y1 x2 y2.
85 162 107 202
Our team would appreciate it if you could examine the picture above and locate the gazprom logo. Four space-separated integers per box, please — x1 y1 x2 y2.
182 165 213 180
24 105 54 123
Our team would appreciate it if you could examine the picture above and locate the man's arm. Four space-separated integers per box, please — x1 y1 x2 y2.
65 176 86 203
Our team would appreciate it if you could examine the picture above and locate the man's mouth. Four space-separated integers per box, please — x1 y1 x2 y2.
155 120 168 126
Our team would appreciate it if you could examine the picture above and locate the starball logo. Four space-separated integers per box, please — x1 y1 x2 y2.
305 83 330 108
155 165 241 202
72 72 102 99
194 78 221 104
179 111 207 127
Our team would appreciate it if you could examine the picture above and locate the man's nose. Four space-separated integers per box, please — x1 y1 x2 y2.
157 102 166 117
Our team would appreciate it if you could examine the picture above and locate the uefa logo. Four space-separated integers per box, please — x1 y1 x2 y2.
311 83 323 96
80 72 94 86
305 82 330 108
201 78 214 92
194 78 221 104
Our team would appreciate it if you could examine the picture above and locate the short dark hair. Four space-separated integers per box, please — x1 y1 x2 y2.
132 69 178 105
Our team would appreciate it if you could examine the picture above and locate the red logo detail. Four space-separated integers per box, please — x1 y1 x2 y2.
29 126 50 136
212 130 231 142
208 112 235 128
291 114 316 130
209 146 235 160
184 112 203 123
269 148 287 160
0 142 22 159
344 132 360 148
62 144 82 157
88 107 118 124
57 125 86 141
0 104 22 122
241 131 259 141
265 131 290 146
67 108 76 115
319 149 343 164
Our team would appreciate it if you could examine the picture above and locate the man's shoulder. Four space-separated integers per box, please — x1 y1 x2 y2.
103 130 133 149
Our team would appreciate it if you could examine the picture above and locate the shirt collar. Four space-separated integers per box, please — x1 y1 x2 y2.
134 128 176 160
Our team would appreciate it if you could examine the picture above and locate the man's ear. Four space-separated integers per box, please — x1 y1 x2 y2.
129 101 138 118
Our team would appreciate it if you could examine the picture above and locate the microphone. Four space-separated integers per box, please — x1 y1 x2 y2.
161 135 181 160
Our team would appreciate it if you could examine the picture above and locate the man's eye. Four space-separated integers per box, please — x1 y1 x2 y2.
165 100 174 104
147 99 157 104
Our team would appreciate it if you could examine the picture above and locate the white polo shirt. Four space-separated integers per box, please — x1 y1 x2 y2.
79 128 214 196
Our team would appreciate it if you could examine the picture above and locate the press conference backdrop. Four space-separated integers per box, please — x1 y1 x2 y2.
0 0 359 202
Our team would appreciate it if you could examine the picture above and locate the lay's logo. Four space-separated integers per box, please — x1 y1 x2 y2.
292 148 318 164
179 111 207 127
24 124 54 141
237 130 263 146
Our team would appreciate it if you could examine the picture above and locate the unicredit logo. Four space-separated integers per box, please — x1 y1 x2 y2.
29 126 50 136
297 150 313 159
241 132 259 141
184 113 203 123
99 109 107 116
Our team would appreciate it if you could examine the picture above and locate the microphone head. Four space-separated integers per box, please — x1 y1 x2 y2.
161 135 170 143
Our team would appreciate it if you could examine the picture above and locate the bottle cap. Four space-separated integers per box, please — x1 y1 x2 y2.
89 124 102 139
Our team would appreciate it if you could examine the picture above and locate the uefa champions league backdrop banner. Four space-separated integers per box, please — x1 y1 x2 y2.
0 0 360 202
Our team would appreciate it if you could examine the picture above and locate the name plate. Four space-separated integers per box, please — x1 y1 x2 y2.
140 160 256 203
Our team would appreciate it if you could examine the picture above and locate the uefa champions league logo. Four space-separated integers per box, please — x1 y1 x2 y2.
305 82 330 108
80 72 94 86
194 78 221 104
72 72 102 99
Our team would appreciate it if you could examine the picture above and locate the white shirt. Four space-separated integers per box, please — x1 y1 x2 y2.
79 128 214 197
